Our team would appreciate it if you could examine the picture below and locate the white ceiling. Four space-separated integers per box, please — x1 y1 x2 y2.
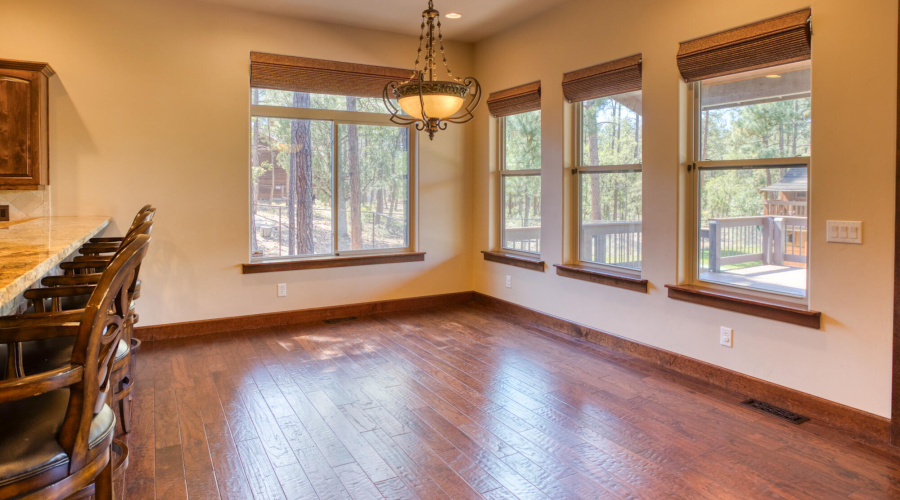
188 0 570 42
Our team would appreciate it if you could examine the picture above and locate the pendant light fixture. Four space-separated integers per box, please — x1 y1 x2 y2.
383 0 481 140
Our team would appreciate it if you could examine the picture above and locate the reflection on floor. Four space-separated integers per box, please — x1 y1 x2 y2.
121 304 898 499
701 265 807 296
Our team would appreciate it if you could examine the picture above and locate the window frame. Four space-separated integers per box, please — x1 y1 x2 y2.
571 93 644 277
686 78 811 303
497 110 542 257
249 102 418 264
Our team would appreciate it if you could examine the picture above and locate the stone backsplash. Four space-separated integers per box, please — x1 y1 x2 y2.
0 187 50 221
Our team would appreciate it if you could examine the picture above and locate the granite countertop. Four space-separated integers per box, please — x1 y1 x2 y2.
0 216 111 309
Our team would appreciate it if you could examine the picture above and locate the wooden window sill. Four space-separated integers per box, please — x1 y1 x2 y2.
242 252 425 274
481 250 545 272
554 264 648 293
665 284 820 329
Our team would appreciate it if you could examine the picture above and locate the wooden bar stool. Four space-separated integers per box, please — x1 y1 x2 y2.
0 234 150 499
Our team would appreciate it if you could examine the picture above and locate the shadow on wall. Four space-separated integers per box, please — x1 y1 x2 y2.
49 77 98 207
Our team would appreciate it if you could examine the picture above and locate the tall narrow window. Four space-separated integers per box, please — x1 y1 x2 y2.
679 9 812 298
564 55 643 273
249 54 416 263
488 82 542 255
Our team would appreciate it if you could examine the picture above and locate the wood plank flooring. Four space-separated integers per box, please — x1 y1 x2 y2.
120 304 900 499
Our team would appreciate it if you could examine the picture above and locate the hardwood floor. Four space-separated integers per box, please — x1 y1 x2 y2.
120 304 900 499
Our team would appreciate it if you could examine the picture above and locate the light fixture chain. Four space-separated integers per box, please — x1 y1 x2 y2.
436 19 454 80
413 15 426 75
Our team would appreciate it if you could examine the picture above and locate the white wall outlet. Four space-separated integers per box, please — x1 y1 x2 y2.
277 283 287 297
505 275 511 288
720 326 733 348
826 220 862 244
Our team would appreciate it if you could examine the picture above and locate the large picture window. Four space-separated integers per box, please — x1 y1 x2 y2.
692 61 811 297
250 89 414 261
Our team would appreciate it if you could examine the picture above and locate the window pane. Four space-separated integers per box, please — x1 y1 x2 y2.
251 117 334 259
503 110 541 170
337 124 410 252
579 171 642 269
580 90 642 166
501 175 541 253
253 89 391 114
700 61 811 161
697 166 808 296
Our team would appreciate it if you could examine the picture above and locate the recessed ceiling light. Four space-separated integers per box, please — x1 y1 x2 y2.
445 12 462 19
765 74 782 78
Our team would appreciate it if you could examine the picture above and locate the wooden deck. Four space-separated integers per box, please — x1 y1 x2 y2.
120 304 900 499
701 265 807 296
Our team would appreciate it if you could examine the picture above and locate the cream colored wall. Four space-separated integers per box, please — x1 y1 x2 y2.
471 0 898 417
0 0 474 326
1 0 896 418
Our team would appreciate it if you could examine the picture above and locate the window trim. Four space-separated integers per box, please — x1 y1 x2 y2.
497 112 542 257
686 79 811 304
570 95 644 277
249 101 418 264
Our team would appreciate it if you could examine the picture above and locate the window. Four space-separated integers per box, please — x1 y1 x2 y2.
563 54 643 275
248 54 416 263
487 81 543 257
575 91 642 272
499 109 542 254
692 61 811 298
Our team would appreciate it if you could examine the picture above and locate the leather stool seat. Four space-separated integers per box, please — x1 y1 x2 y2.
0 389 114 487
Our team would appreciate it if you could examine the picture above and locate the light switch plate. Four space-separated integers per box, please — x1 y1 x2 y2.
826 220 862 244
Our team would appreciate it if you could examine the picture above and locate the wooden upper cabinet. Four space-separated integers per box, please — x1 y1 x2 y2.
0 59 54 188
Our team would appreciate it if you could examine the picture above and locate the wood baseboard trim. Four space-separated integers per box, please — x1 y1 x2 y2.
472 291 889 442
136 291 475 341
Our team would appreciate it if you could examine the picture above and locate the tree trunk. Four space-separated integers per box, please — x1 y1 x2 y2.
586 102 601 221
634 114 641 159
289 92 314 255
701 110 709 160
388 180 397 217
347 97 363 250
375 188 384 225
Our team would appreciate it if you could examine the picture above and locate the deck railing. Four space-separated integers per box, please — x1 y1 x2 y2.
580 221 642 269
704 216 807 272
505 221 643 268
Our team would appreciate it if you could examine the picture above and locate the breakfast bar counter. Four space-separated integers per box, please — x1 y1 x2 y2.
0 216 110 313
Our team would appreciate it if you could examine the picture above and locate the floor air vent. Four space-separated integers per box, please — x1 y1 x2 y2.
741 399 809 424
323 316 358 324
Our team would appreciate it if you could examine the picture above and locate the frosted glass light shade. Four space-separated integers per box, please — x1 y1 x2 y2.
392 80 469 120
397 94 464 120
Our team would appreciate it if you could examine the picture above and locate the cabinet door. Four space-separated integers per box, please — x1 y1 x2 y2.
0 68 40 180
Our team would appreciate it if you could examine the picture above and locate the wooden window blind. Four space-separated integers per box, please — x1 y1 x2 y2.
677 9 811 82
562 54 642 103
487 81 541 117
250 52 413 98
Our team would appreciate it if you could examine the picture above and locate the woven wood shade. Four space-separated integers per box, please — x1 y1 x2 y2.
487 81 541 117
562 55 642 103
677 9 811 82
250 52 413 98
